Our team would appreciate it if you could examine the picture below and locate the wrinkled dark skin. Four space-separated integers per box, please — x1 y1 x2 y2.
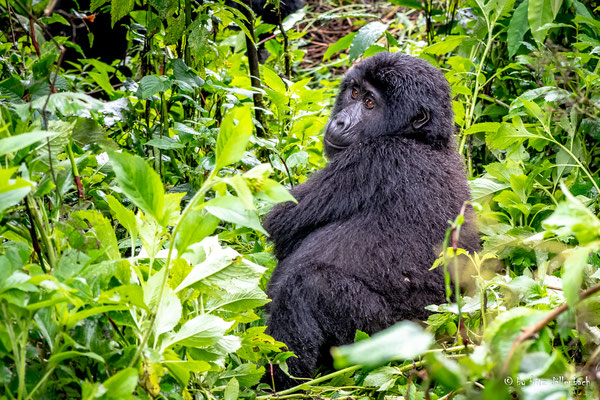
263 52 481 390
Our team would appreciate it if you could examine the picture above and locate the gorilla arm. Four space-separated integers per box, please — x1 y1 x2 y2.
263 141 384 260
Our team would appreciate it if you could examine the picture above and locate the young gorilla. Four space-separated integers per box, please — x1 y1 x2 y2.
262 52 480 389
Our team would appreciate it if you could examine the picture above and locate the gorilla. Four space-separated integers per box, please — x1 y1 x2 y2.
262 52 481 389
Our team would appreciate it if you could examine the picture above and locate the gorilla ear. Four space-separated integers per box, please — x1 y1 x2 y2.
411 108 430 130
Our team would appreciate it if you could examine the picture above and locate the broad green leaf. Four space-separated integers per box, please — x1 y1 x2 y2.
174 210 220 255
165 314 232 348
508 0 530 57
483 307 543 362
349 22 388 60
162 356 212 386
464 122 501 135
205 195 266 234
224 377 239 400
136 75 172 100
218 364 265 387
262 66 287 94
257 179 296 204
324 32 356 60
100 367 138 399
108 150 165 225
528 0 554 43
521 99 547 128
550 0 563 19
0 130 59 156
0 168 32 215
486 122 543 150
73 210 121 261
206 288 269 313
175 237 265 293
106 194 138 244
111 0 135 27
91 0 109 12
424 36 467 55
332 321 433 368
154 287 182 337
215 106 253 170
469 178 510 200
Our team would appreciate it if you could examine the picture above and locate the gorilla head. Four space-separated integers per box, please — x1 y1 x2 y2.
324 53 454 158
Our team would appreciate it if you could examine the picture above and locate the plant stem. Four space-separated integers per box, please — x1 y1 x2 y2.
128 169 218 368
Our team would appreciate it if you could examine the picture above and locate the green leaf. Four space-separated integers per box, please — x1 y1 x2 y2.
135 75 172 100
206 288 269 313
528 0 554 43
331 321 433 368
218 363 265 387
215 106 253 170
550 0 563 19
111 0 135 27
154 287 182 337
349 22 388 60
224 377 240 400
91 0 109 12
483 307 543 362
262 66 287 94
105 194 138 244
323 32 356 60
0 130 60 156
0 168 32 215
72 210 121 261
424 36 468 55
464 122 501 135
175 237 266 293
562 247 591 307
507 0 530 57
204 195 266 234
165 314 232 348
100 367 138 399
486 122 543 150
470 178 510 200
174 211 220 255
108 150 165 225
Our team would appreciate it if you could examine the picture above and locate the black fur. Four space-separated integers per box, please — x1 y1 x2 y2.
263 52 480 389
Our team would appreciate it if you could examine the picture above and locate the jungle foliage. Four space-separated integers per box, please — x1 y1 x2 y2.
0 0 600 399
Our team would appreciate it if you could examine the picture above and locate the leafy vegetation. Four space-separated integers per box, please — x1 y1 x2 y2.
0 0 600 399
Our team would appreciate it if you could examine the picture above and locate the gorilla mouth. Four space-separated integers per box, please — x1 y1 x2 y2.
324 137 350 151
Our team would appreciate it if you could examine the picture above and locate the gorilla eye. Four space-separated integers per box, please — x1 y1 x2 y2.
351 88 359 99
364 97 375 109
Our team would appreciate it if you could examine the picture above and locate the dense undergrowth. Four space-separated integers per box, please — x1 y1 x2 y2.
1 0 600 399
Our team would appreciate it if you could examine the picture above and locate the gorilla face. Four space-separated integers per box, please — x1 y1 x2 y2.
324 52 455 158
324 79 385 157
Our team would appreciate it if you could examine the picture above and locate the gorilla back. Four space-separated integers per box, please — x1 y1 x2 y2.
263 52 480 389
